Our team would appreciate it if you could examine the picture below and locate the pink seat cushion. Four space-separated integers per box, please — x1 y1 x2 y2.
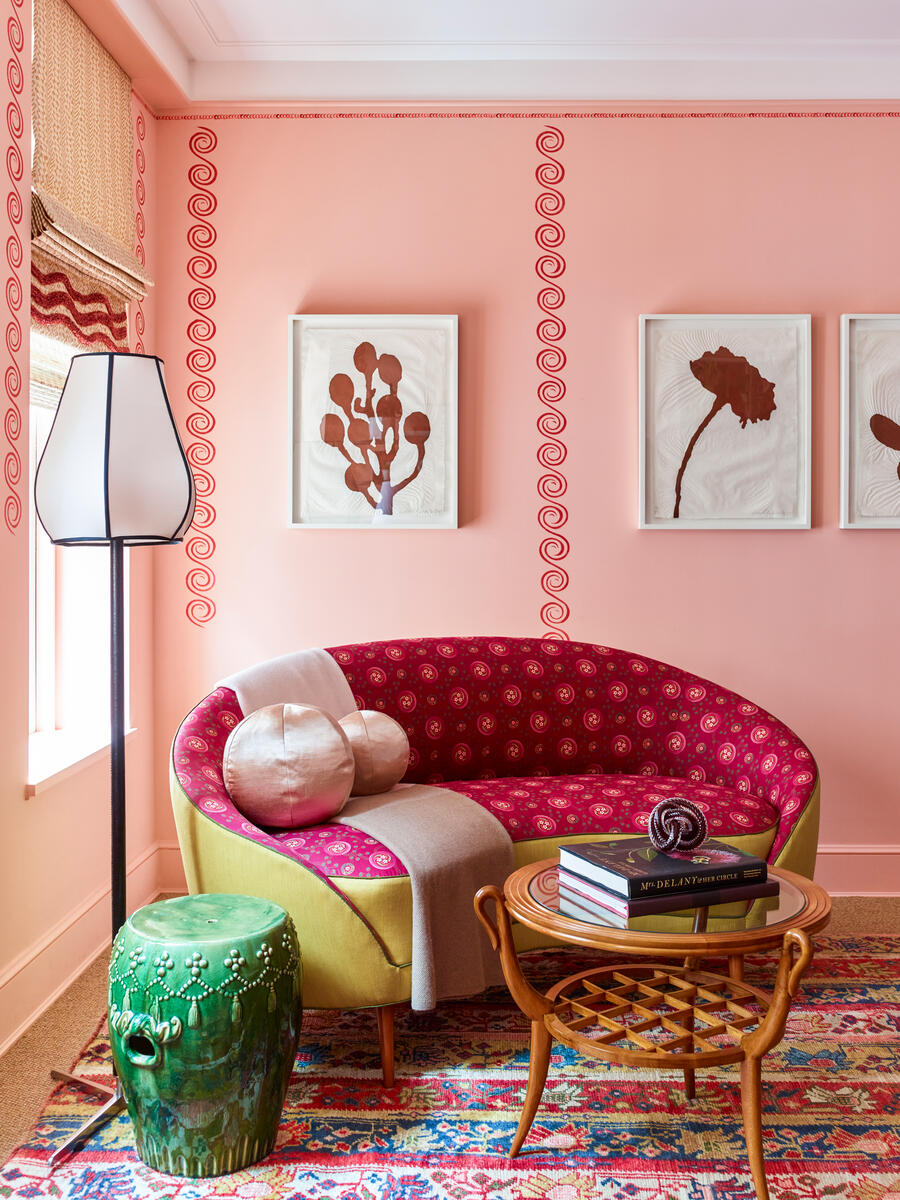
268 773 778 880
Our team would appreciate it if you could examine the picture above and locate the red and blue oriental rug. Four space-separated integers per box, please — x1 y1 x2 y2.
1 939 898 1199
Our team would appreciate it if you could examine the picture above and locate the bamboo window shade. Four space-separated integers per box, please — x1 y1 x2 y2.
31 0 151 351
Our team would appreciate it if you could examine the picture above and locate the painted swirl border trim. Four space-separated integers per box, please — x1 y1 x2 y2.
3 0 24 535
185 125 218 627
158 110 900 122
535 124 569 640
132 99 147 354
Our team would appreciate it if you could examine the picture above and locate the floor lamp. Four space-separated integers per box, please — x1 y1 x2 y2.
33 351 195 1167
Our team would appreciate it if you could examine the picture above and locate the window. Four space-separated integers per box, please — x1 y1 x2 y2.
28 332 128 785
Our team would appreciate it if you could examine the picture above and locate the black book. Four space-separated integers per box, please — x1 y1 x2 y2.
558 870 780 918
558 836 767 899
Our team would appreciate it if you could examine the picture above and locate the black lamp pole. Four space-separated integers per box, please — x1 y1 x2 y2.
48 537 130 1167
110 536 126 940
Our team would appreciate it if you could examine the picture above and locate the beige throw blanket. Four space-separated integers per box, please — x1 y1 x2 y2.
335 784 514 1011
218 648 357 720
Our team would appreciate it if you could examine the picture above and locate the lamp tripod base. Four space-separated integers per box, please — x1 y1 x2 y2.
47 1071 126 1169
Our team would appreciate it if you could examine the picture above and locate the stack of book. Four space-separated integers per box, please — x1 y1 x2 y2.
557 836 779 927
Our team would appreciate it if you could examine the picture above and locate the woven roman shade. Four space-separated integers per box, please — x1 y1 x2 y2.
31 0 151 350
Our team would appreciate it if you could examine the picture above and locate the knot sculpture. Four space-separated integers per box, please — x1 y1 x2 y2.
648 797 707 854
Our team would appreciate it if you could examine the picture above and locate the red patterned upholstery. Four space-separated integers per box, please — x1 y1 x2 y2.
263 773 778 880
171 637 818 885
330 637 816 862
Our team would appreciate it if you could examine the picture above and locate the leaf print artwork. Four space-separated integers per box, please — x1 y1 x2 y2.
674 347 777 518
869 413 900 482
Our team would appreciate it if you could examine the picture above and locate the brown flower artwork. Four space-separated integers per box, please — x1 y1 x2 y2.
674 347 777 518
869 413 900 482
320 342 431 517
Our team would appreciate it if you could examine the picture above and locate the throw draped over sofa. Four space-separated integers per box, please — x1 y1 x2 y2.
171 637 820 1082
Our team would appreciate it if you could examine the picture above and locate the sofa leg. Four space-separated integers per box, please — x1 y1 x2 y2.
376 1004 398 1087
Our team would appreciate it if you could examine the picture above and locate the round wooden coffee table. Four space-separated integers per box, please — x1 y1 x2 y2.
475 861 830 1200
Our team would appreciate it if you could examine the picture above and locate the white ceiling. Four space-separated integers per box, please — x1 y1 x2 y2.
113 0 900 103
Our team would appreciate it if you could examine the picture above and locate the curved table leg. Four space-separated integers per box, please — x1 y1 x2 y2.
510 1019 552 1158
740 1056 768 1200
737 930 813 1200
475 886 555 1157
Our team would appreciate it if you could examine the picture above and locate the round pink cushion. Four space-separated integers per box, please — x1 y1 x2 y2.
223 703 354 828
339 709 410 795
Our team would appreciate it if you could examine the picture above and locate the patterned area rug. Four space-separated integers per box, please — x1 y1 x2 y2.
1 939 898 1200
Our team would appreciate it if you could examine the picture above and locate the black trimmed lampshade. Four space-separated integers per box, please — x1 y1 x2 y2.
34 352 195 546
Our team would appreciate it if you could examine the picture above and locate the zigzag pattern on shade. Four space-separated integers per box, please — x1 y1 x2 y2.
29 260 128 352
2 937 898 1198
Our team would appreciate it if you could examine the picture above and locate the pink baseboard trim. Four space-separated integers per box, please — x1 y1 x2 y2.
0 842 176 1054
817 843 900 853
0 837 892 1053
815 843 900 897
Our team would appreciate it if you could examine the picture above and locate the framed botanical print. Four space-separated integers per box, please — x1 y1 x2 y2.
639 314 811 529
290 314 458 528
841 314 900 529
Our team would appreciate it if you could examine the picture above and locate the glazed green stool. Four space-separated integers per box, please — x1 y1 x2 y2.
108 893 301 1177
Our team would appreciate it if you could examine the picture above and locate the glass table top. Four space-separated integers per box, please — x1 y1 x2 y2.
528 865 807 935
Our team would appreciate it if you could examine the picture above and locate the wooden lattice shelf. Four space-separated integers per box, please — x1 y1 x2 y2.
547 964 769 1069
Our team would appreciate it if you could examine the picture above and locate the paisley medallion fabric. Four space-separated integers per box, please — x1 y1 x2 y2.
171 638 817 887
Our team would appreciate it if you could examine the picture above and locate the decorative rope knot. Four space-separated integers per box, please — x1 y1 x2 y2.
648 797 707 853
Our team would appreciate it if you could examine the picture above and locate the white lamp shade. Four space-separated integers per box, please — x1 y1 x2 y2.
34 352 196 546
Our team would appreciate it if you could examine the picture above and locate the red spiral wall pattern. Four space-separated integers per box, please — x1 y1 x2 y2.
535 125 569 640
185 126 218 626
3 0 24 535
132 103 147 354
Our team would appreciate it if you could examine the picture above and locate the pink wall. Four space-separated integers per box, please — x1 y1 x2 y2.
1 93 897 1047
151 106 900 894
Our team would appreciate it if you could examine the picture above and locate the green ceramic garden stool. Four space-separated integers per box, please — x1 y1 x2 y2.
108 893 301 1177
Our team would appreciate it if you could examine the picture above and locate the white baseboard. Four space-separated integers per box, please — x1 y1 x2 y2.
0 842 178 1056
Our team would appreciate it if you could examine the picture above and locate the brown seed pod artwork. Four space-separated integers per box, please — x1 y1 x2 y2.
648 796 708 854
320 342 430 518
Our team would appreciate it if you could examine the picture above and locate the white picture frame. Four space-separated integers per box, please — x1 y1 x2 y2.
639 314 811 530
289 314 458 529
841 314 900 529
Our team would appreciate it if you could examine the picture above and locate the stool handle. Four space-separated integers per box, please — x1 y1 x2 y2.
109 1004 183 1070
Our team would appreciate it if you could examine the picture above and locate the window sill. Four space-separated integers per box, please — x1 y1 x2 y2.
26 728 137 798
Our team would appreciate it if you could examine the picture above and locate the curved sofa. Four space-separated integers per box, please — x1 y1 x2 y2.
171 637 819 1075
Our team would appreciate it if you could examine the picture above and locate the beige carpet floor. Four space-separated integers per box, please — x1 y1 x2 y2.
1 894 897 1165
